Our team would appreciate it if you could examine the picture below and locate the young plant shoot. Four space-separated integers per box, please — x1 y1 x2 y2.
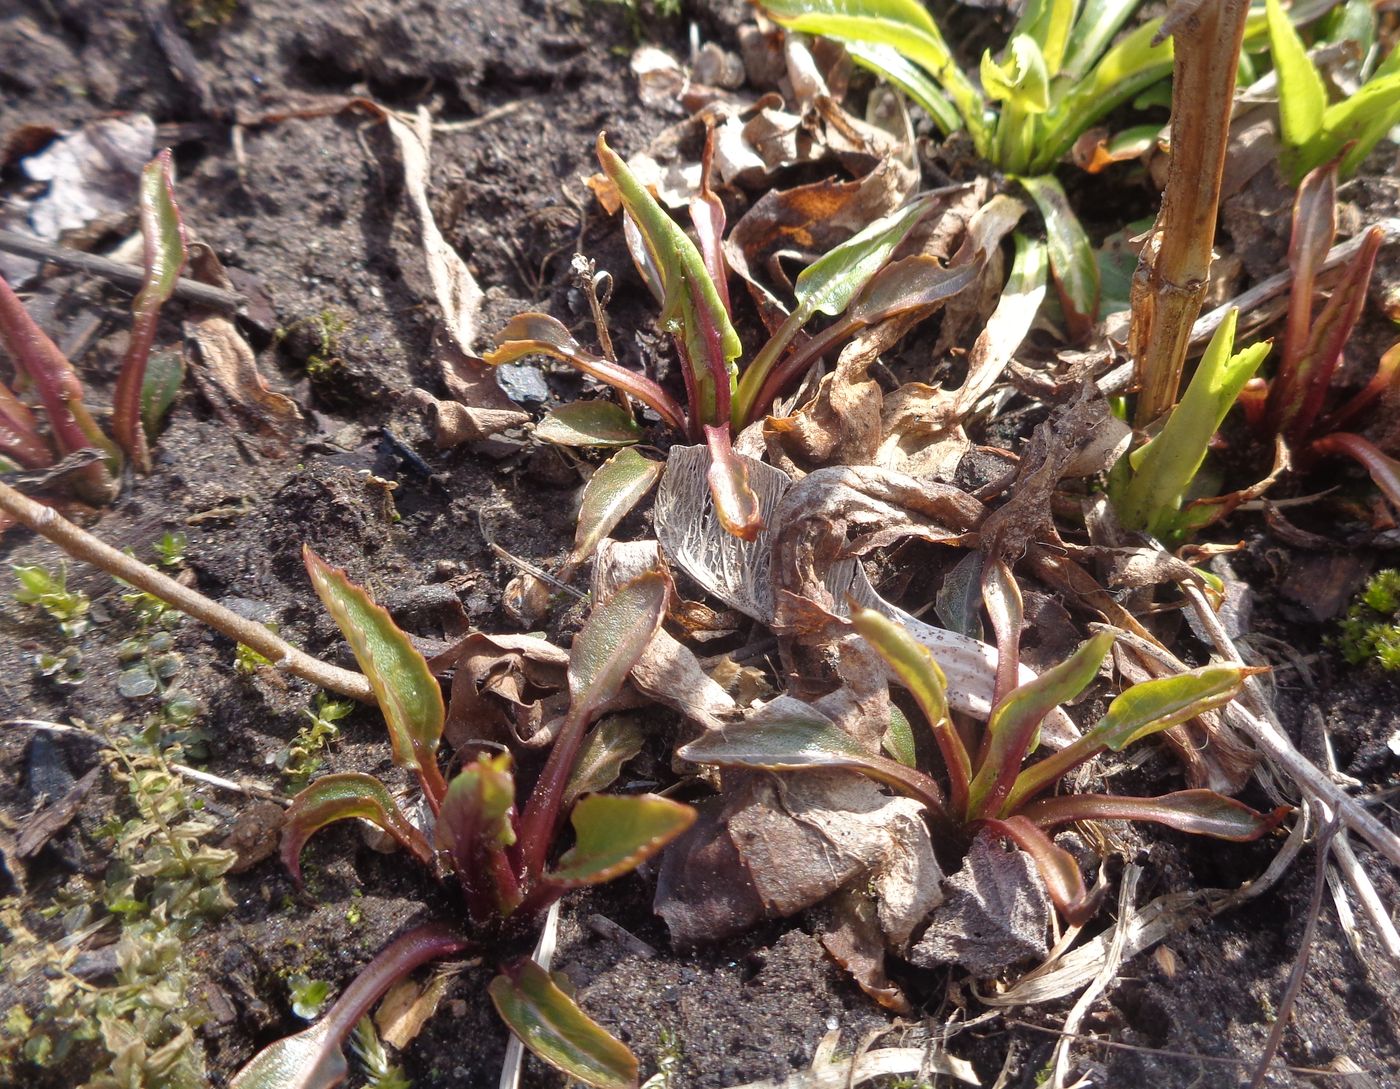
234 556 695 1089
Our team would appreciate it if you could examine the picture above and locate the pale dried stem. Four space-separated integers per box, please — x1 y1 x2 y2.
1130 0 1250 425
0 480 374 703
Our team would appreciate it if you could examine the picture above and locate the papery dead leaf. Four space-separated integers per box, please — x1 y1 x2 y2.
417 334 529 447
184 246 301 456
375 966 460 1050
438 632 569 750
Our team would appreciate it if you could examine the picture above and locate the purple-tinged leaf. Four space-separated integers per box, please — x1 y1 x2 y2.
1280 162 1337 405
281 772 434 887
0 272 116 501
304 547 447 804
1320 339 1400 435
544 793 696 887
980 814 1100 925
562 714 646 811
1003 663 1251 813
1311 432 1400 511
1269 225 1384 442
518 573 669 879
1018 174 1098 341
846 253 983 326
112 149 187 473
436 754 521 921
229 924 469 1089
966 631 1113 822
534 401 642 447
0 379 51 469
981 557 1023 710
1020 789 1290 841
489 958 638 1089
703 423 763 541
851 603 969 816
484 313 688 435
570 447 664 568
689 125 731 317
678 696 949 818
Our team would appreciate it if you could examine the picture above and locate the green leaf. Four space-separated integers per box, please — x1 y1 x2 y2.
139 348 184 439
678 696 948 816
851 603 970 813
1267 0 1328 165
596 134 740 427
1313 71 1400 181
1018 175 1098 339
882 703 917 767
1011 0 1077 74
489 959 639 1089
571 448 664 567
230 925 469 1089
1021 788 1290 841
304 547 447 800
844 41 962 134
1060 0 1147 81
535 402 642 447
756 0 991 151
1003 663 1250 812
568 571 669 722
545 793 696 886
484 313 688 435
437 754 520 919
1032 18 1171 172
562 714 647 810
965 631 1114 821
982 35 1051 113
281 772 435 886
1113 308 1270 538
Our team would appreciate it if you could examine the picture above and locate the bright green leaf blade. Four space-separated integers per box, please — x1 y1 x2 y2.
1018 176 1098 338
568 571 668 721
1011 0 1078 74
982 35 1052 113
562 714 647 810
535 402 642 447
546 793 696 886
490 959 639 1089
1267 0 1328 160
678 696 947 815
1114 309 1270 537
304 547 446 797
1312 73 1400 180
1022 788 1290 841
1093 664 1249 751
755 0 991 149
281 772 435 886
1033 19 1171 171
883 702 917 767
572 447 664 563
845 41 962 133
139 348 184 440
1060 0 1145 80
966 631 1114 821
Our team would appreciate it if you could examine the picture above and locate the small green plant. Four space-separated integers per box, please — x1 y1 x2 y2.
230 553 696 1089
681 602 1287 923
1266 0 1400 183
0 150 187 489
154 532 188 569
288 976 335 1020
1336 570 1400 669
0 722 236 1088
273 693 354 786
350 1016 412 1089
13 562 90 637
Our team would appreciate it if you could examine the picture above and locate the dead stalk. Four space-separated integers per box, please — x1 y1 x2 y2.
1130 0 1250 426
0 480 375 703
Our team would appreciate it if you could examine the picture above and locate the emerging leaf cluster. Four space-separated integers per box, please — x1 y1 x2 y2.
1336 569 1400 670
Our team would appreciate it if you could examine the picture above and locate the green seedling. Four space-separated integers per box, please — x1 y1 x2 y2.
154 532 188 569
289 976 336 1020
349 1016 412 1089
1266 0 1400 183
274 693 353 786
485 134 982 538
1335 569 1400 670
13 562 90 637
0 149 187 501
681 603 1287 924
231 553 696 1089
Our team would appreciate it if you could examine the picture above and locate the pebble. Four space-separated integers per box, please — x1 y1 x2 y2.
496 363 549 405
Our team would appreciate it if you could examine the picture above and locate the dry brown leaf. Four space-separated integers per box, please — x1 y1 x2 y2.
434 631 568 749
183 245 302 457
375 965 461 1050
817 887 912 1013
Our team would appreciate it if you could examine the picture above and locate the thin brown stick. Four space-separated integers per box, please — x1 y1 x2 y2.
1130 0 1250 425
0 480 374 703
0 229 244 313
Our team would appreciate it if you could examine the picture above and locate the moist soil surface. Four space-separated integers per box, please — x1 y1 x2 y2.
2 2 1399 1088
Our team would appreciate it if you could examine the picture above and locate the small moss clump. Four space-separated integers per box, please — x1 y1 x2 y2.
1336 570 1400 670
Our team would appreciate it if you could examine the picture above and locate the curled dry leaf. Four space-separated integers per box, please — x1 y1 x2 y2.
415 336 529 447
184 245 302 457
438 631 569 750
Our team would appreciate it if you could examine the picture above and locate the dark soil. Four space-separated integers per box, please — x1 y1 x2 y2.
2 2 1399 1088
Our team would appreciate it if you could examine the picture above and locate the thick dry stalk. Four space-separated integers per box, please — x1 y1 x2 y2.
0 480 374 703
1130 0 1250 426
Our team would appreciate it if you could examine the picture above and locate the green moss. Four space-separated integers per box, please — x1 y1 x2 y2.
1335 570 1400 669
